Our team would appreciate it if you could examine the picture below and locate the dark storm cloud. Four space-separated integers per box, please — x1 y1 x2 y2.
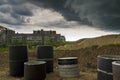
64 0 120 31
0 0 76 28
12 5 33 16
0 0 120 32
36 20 79 28
0 4 11 13
29 0 81 21
7 0 25 4
29 0 120 31
38 21 70 28
0 0 33 25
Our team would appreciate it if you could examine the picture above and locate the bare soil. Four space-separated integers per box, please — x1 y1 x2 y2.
0 48 97 80
1 45 120 80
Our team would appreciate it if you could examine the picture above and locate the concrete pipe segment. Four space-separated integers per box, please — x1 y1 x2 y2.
36 45 53 73
112 61 120 80
24 61 46 80
9 45 28 77
97 55 120 80
58 57 80 78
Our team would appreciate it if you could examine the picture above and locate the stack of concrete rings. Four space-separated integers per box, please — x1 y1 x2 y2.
58 57 80 78
97 55 120 80
112 61 120 80
9 45 28 77
24 61 46 80
36 45 53 73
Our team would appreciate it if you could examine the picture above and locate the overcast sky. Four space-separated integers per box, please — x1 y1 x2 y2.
0 0 120 41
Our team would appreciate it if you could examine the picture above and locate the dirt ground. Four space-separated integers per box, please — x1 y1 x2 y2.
0 50 97 80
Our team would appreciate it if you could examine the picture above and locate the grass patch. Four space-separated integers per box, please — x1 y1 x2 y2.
0 47 8 53
103 43 120 47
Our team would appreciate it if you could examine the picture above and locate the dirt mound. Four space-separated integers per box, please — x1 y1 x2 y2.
56 34 120 50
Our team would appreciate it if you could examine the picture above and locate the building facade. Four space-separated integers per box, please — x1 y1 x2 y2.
0 29 66 45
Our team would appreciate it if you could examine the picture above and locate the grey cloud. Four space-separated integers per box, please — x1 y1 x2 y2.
0 4 11 13
0 12 23 25
0 0 82 28
64 0 120 31
0 0 34 25
37 20 74 28
0 0 120 32
0 0 8 5
7 0 25 5
30 0 120 31
12 4 33 16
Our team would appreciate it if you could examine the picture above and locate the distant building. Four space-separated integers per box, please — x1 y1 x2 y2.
0 28 66 45
0 28 15 45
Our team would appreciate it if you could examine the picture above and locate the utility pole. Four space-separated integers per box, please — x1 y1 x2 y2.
41 29 44 45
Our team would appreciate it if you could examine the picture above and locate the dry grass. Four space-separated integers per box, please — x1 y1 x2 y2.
1 34 120 80
1 45 120 80
56 34 120 50
0 49 97 80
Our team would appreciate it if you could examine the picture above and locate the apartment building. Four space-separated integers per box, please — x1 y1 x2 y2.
0 28 65 45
